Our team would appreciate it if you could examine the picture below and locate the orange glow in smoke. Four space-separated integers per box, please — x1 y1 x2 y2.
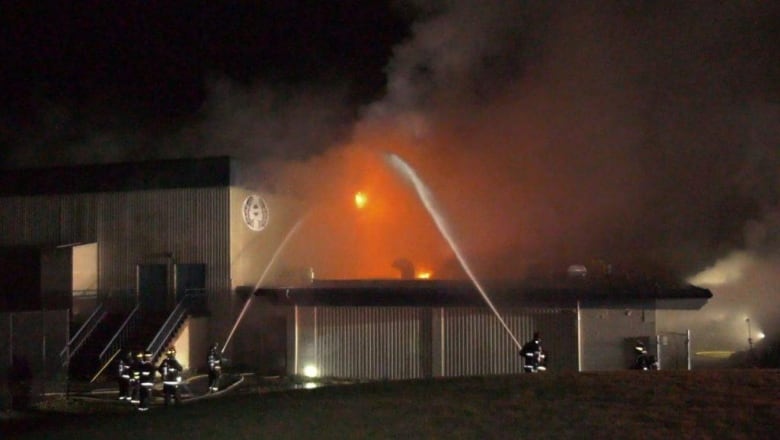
276 142 454 280
354 191 368 209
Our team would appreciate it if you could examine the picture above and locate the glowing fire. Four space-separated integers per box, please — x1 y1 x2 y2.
417 271 432 279
354 191 368 209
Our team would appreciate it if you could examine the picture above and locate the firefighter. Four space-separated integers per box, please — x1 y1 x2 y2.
137 350 156 411
520 332 546 373
130 350 143 405
207 342 222 392
633 340 658 370
158 346 183 405
117 350 133 401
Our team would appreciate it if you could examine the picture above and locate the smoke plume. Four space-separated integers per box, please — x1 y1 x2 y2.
3 1 779 348
269 1 779 278
263 1 780 349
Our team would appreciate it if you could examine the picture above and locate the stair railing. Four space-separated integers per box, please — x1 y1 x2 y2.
98 304 140 367
59 303 107 366
146 290 207 361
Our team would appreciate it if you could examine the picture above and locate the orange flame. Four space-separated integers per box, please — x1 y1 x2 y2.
417 271 432 279
354 191 368 209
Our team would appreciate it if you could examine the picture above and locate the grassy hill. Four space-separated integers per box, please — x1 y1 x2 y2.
3 370 779 439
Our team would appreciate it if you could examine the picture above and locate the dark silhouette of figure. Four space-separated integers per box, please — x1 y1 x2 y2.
7 355 33 410
117 350 133 401
520 332 546 373
137 351 155 411
207 342 222 392
392 258 415 279
130 350 142 405
632 340 658 370
158 347 183 405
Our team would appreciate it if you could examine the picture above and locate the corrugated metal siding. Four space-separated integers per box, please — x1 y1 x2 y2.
0 196 62 246
0 188 232 307
441 308 578 376
0 310 69 388
95 188 232 306
59 193 98 244
304 306 578 380
316 307 424 379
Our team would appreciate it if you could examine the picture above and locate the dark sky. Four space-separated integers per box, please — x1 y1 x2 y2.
0 1 412 165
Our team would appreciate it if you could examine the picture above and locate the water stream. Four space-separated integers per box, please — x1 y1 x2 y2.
385 153 523 350
222 215 308 354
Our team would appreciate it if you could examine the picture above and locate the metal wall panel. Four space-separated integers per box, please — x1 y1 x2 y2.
0 187 232 311
315 307 425 380
0 310 69 396
94 188 232 309
579 305 657 371
59 193 98 244
441 307 578 376
0 196 62 246
298 306 578 380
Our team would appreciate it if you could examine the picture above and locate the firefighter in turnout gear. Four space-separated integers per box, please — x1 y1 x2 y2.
137 350 155 411
117 350 133 401
632 340 658 370
520 332 546 373
130 351 143 405
207 342 222 392
158 346 183 405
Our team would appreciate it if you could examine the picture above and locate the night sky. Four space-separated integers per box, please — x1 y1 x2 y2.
0 1 411 165
1 1 780 346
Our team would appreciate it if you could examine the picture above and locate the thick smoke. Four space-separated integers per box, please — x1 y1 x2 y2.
3 1 779 348
272 1 780 278
168 79 356 164
262 0 780 350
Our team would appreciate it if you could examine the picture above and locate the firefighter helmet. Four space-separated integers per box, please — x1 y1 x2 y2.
166 347 176 358
143 350 152 361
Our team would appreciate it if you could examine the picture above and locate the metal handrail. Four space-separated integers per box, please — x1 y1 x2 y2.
146 304 188 360
99 304 139 360
59 304 107 364
146 291 206 361
71 289 99 298
90 348 122 384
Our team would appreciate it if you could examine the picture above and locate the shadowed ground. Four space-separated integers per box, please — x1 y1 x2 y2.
2 370 779 439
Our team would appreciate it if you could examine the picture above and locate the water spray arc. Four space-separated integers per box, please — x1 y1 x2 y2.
384 153 523 351
222 215 308 354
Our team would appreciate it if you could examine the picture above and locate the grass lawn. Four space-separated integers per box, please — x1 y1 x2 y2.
3 369 779 439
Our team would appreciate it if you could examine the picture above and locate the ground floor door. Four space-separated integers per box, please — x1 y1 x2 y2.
136 264 167 312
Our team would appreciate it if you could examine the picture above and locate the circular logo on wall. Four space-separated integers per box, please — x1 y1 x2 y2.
242 195 269 231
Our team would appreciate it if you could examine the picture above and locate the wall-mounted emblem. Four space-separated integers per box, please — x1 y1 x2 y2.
242 194 269 231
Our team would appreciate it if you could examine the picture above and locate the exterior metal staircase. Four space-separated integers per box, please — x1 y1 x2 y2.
91 290 207 380
59 303 106 367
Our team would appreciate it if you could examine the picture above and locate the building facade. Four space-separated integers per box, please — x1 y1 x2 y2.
257 279 710 379
0 157 712 394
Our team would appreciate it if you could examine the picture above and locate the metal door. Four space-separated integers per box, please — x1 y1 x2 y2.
136 264 168 312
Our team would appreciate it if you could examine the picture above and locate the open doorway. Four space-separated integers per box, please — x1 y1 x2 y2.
70 243 98 322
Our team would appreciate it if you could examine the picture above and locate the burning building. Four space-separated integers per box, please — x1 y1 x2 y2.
0 156 711 393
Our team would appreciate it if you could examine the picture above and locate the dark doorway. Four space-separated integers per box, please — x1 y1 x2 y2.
137 264 168 312
174 264 206 302
175 263 206 314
